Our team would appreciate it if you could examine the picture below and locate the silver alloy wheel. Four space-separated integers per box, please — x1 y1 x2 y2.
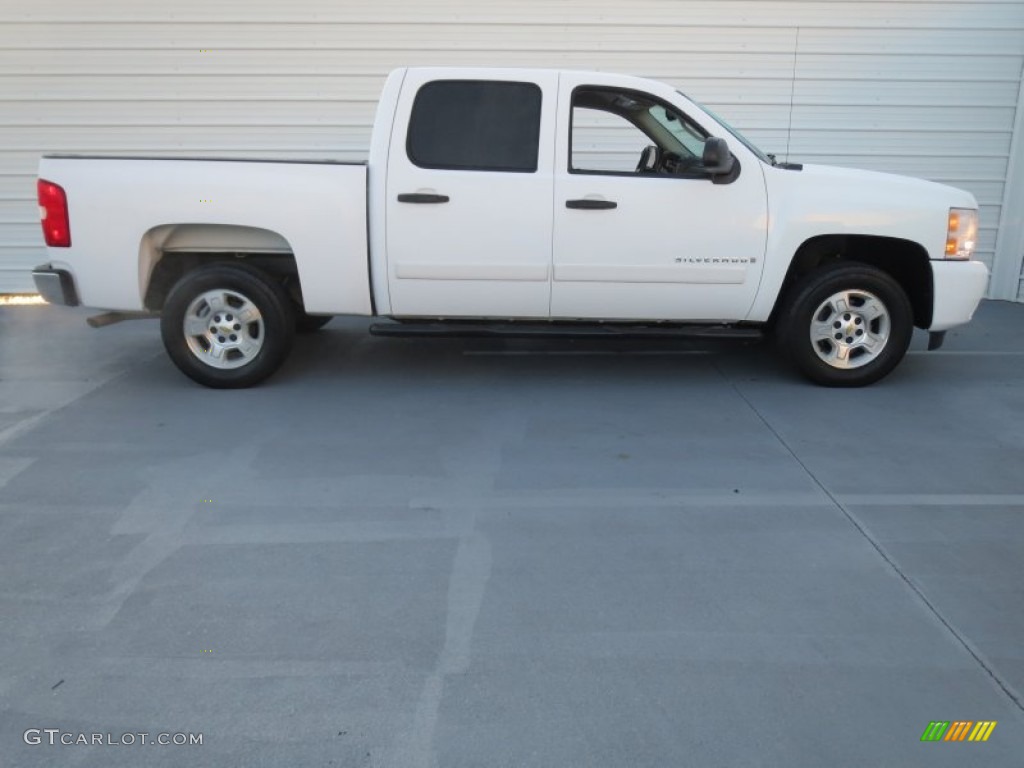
809 289 890 369
182 289 264 370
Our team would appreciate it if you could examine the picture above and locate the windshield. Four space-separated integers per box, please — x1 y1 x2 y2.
646 104 707 158
678 92 773 165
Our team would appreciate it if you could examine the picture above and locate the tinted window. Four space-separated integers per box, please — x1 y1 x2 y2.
407 80 542 172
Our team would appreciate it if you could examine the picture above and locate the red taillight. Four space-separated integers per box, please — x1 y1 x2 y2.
38 179 71 247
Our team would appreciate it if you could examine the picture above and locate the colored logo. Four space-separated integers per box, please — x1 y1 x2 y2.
921 721 996 742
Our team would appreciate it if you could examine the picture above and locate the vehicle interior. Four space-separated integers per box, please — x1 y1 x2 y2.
571 86 710 175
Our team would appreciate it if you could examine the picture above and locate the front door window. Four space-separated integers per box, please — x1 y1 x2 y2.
570 87 710 177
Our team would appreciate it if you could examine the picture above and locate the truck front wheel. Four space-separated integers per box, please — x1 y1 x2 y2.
160 263 295 388
779 263 913 387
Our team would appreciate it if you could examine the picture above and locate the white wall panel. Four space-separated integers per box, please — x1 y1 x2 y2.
0 0 1022 297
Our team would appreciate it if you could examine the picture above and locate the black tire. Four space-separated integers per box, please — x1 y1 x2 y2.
295 312 333 333
778 262 913 387
160 263 295 388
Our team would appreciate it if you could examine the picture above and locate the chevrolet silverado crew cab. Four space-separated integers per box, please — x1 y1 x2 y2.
32 67 989 388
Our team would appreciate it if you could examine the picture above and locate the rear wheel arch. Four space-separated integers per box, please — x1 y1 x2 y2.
139 223 300 311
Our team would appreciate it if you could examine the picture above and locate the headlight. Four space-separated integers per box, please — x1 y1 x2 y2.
945 208 978 260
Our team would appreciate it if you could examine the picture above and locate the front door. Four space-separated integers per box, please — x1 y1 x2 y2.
551 75 768 321
385 71 558 318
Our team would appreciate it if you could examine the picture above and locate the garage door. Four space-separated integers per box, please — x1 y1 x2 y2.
1 0 1022 298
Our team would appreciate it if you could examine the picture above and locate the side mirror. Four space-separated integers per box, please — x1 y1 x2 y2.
701 137 734 175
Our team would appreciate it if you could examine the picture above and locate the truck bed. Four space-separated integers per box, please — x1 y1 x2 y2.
38 155 371 315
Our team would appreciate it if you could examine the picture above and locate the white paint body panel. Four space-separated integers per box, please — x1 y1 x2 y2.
37 157 370 314
364 70 407 317
930 260 991 331
38 66 988 335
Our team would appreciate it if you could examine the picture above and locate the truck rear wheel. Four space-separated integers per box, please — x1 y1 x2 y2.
160 263 295 388
779 262 913 387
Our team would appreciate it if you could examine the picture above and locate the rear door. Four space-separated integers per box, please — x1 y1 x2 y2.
385 70 558 318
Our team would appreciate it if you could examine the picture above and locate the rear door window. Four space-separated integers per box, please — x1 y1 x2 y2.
407 80 543 172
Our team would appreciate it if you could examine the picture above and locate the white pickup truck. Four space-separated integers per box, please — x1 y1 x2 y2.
33 67 989 388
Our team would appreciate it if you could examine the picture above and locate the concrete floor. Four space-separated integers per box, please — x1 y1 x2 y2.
1 300 1023 767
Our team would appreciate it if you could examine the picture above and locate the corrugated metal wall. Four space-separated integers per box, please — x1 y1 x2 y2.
1 0 1022 298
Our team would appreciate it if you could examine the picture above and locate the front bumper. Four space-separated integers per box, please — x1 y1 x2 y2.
929 259 989 332
32 265 79 306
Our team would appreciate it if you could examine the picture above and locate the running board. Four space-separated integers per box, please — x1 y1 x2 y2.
87 311 159 328
369 321 764 341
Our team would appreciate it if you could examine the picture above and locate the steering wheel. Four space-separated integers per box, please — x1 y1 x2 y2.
636 145 660 173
